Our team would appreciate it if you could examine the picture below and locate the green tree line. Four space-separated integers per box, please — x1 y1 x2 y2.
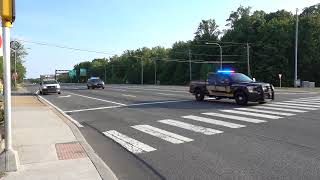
63 4 320 87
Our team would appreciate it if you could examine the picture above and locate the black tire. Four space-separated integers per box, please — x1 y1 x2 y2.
102 86 105 89
195 89 204 101
58 92 61 95
259 101 266 104
87 86 90 89
235 91 248 105
40 90 43 95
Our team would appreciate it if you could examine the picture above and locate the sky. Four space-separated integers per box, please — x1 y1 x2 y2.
9 0 320 78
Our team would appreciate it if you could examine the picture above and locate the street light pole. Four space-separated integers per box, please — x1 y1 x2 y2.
141 58 144 85
205 42 223 69
154 59 157 85
188 49 192 82
247 43 251 77
294 8 299 87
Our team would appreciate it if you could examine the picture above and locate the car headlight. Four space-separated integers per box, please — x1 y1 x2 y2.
247 86 258 93
42 86 47 89
56 85 60 89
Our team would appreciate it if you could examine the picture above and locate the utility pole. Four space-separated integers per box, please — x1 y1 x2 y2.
247 43 251 77
189 49 192 82
154 58 157 85
294 8 299 87
141 58 144 85
104 59 107 83
111 64 114 83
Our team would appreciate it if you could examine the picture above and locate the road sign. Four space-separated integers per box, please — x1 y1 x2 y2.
80 68 86 76
68 70 76 77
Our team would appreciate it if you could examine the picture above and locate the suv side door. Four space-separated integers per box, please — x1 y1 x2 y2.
206 73 218 95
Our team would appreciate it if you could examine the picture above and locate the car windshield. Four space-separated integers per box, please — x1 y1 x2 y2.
230 73 253 83
90 79 102 83
43 80 58 84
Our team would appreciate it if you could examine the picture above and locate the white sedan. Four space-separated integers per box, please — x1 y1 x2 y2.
39 80 61 95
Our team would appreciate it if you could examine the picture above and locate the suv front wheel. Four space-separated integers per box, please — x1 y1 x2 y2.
235 91 248 105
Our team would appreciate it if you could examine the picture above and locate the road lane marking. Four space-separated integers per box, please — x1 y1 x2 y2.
37 95 83 128
265 104 318 110
182 115 245 128
58 95 71 98
253 106 307 113
292 99 320 103
103 130 156 154
64 100 191 113
273 102 320 108
296 96 320 100
283 101 320 105
158 119 223 135
202 113 266 123
156 93 176 96
132 125 193 144
122 94 137 98
67 92 126 106
235 108 295 116
220 110 283 119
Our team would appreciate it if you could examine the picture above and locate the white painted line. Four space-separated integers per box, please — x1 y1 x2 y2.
294 99 320 103
296 96 320 100
122 94 136 98
182 115 245 128
253 106 307 113
35 90 39 95
58 95 71 98
235 108 295 116
202 112 266 123
132 125 193 144
64 105 123 113
103 130 156 154
220 110 283 119
68 92 126 106
264 104 317 110
63 100 191 113
156 93 176 96
37 95 84 128
129 100 190 107
272 102 320 108
158 119 223 135
283 101 320 105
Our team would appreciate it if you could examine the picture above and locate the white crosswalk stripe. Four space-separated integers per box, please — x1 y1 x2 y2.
273 102 320 108
103 130 156 154
220 110 282 119
158 119 223 135
264 104 317 110
296 97 320 100
132 125 194 144
182 115 245 128
283 101 320 105
253 106 307 113
202 112 266 123
235 108 295 116
294 99 320 102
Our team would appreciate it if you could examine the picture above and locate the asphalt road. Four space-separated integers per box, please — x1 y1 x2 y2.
26 84 320 180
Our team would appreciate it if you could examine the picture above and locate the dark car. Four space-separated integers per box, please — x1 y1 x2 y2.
87 78 105 89
189 71 274 105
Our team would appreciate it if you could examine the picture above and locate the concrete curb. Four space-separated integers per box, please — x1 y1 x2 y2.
36 94 118 180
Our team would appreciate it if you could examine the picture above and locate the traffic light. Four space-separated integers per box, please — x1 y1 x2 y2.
0 0 15 23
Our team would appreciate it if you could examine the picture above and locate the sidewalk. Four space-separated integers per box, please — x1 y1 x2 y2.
1 92 116 180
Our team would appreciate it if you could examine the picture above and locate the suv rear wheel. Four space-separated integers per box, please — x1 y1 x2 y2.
235 91 248 105
195 89 204 101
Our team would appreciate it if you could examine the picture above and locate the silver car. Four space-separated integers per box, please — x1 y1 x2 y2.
39 79 61 95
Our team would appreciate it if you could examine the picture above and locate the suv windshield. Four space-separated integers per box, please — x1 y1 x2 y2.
90 79 102 83
43 80 58 84
230 73 253 83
